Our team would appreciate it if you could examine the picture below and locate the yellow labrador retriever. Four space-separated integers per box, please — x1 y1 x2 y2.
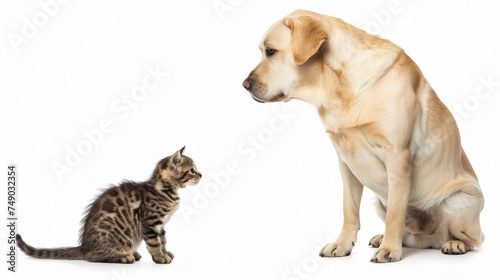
242 10 484 263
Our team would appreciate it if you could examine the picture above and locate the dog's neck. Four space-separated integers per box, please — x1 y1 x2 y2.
295 18 403 111
289 18 404 132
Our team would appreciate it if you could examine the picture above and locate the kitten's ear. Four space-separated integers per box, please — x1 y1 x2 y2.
179 146 185 155
171 149 182 167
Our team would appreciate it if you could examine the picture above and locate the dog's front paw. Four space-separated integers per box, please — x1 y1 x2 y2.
370 246 402 263
320 242 354 257
152 253 172 264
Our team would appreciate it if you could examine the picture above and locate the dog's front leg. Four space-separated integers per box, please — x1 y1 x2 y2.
320 160 363 257
371 149 411 263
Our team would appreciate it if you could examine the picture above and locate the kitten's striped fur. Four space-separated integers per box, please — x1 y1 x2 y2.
16 147 201 264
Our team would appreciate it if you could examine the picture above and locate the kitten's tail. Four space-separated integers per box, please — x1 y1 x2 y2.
16 234 84 260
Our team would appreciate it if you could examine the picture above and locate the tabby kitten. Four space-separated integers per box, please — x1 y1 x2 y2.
16 147 201 264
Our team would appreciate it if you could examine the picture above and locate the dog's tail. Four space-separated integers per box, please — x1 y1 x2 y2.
16 234 84 260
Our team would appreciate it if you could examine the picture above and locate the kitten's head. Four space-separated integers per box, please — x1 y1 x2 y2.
153 147 202 188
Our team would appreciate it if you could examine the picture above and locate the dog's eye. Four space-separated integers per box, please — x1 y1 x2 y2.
266 48 276 56
189 168 196 174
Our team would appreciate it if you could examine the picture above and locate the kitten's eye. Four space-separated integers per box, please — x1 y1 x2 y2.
266 48 276 56
189 168 196 174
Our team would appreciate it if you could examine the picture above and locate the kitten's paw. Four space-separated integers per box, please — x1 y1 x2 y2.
370 246 402 263
319 242 353 257
152 253 172 264
120 254 135 264
441 240 470 255
369 234 384 248
165 251 174 259
133 252 142 261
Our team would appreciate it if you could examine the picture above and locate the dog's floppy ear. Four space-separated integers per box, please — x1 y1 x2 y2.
284 15 328 65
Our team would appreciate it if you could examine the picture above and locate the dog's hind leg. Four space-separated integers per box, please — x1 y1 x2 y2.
440 185 484 255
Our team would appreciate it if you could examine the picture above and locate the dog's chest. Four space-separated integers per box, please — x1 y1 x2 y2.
321 115 389 196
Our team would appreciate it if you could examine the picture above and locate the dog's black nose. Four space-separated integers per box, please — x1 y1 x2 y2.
242 78 252 91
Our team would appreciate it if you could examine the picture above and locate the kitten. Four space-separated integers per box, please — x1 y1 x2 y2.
16 147 201 264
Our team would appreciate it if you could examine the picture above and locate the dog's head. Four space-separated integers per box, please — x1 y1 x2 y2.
242 10 329 104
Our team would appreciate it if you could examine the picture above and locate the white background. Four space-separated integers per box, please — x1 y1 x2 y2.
1 0 499 279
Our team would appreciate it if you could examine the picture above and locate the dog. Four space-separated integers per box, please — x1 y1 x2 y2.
242 10 484 263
